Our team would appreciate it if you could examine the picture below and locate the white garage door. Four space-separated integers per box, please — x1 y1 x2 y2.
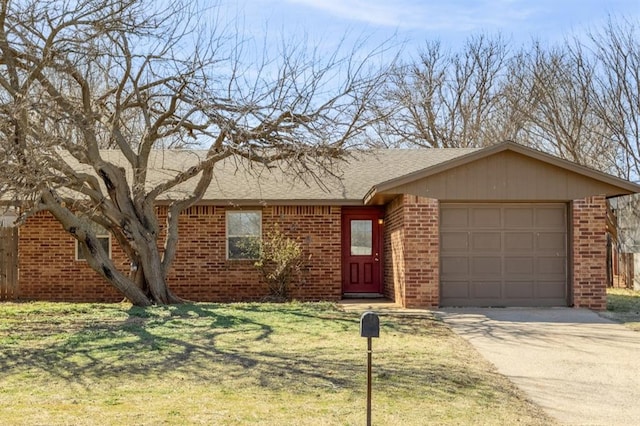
440 203 567 307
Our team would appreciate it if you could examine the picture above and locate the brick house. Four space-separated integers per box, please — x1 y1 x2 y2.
12 142 640 310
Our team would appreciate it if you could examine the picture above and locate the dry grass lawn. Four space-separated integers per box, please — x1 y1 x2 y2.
0 302 553 425
603 288 640 331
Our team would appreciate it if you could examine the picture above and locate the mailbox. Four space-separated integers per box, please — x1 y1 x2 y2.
360 311 379 426
360 311 380 338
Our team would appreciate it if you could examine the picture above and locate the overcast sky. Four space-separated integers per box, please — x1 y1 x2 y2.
218 0 639 58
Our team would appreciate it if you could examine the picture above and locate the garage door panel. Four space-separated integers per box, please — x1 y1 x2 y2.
471 232 501 251
505 257 534 274
471 208 501 227
505 208 534 228
505 281 534 298
470 256 502 275
472 281 502 298
537 281 566 298
441 281 469 298
537 232 566 251
505 232 534 250
441 203 567 307
537 207 566 227
441 256 469 275
441 232 468 250
538 257 566 275
441 208 468 228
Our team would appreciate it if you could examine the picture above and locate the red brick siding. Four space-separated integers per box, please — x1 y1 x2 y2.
18 212 125 302
383 195 439 308
20 195 608 309
18 206 342 302
383 196 405 303
403 196 439 308
571 195 607 310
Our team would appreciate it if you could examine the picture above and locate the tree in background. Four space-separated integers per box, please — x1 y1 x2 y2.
381 35 511 148
379 17 639 180
507 41 621 174
0 0 390 305
588 18 640 181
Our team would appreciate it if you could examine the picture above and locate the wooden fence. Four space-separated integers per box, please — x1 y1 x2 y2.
0 227 18 300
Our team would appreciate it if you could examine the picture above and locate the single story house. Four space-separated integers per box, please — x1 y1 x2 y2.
11 142 640 310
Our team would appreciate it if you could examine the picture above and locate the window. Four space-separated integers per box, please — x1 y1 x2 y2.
226 211 261 260
76 222 111 261
350 219 372 255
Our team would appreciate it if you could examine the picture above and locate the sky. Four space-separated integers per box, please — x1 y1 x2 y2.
218 0 640 59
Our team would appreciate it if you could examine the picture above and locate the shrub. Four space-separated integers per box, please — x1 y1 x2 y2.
254 225 304 301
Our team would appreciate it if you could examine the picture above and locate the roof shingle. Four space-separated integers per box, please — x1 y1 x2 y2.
139 148 480 204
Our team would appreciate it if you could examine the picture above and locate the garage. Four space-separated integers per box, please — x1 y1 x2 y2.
440 203 567 307
363 142 640 309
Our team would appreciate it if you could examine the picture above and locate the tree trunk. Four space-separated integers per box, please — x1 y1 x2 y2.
138 242 184 305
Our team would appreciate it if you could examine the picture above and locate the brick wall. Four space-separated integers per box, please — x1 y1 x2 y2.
571 195 608 310
383 196 405 303
18 212 125 302
384 195 439 308
17 205 342 303
166 205 342 302
20 195 608 309
403 195 440 308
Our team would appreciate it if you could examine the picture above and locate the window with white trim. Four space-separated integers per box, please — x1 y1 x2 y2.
226 211 261 260
75 222 111 261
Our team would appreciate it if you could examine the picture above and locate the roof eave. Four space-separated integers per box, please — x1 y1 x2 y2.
155 198 365 207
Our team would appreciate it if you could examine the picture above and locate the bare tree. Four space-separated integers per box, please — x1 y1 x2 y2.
588 17 640 287
380 35 512 148
379 23 637 179
509 42 621 174
0 0 389 305
589 17 640 180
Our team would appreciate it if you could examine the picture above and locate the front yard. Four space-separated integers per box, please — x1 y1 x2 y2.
0 302 551 425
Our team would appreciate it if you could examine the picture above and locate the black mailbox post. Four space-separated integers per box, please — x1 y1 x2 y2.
360 311 380 338
360 311 379 426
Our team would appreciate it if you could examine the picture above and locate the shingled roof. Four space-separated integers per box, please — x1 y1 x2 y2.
92 147 480 205
61 142 639 206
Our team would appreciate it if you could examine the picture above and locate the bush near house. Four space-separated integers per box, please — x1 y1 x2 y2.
253 225 305 301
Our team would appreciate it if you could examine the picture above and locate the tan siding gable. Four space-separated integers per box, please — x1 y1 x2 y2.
380 151 633 201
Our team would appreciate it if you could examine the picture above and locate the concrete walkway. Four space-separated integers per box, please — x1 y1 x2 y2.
438 308 640 426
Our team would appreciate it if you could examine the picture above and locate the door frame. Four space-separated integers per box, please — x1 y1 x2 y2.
341 207 385 295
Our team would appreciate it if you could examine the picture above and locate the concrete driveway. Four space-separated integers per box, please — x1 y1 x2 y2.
437 308 640 426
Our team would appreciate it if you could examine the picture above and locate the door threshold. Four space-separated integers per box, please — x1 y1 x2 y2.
342 293 385 299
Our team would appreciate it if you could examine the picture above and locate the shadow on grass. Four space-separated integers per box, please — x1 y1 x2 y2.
0 302 486 395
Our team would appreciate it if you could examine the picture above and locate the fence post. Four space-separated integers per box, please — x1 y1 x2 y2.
0 227 18 300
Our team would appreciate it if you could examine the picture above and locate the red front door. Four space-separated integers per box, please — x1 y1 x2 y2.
342 208 383 294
